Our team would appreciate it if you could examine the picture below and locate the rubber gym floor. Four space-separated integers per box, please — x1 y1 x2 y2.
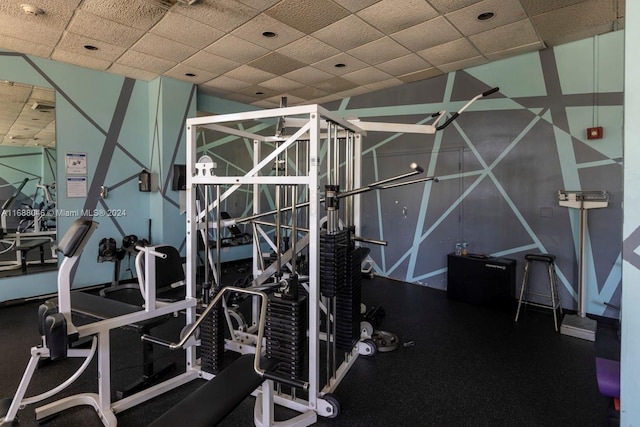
0 273 619 426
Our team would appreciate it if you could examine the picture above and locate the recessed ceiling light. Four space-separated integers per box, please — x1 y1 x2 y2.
20 4 44 16
477 12 495 21
185 73 196 77
255 91 264 95
262 31 277 38
84 45 99 51
334 63 346 68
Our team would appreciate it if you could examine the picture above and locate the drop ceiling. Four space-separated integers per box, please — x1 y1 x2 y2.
0 0 625 111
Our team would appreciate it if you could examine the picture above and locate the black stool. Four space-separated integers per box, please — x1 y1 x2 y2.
515 253 562 331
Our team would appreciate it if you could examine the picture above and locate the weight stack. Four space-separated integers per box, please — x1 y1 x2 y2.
335 241 363 351
199 302 225 375
319 229 349 297
265 293 307 384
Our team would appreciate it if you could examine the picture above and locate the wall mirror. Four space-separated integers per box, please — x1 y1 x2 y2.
0 80 57 278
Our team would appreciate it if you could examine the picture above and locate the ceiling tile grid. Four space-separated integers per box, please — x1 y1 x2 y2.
0 0 624 107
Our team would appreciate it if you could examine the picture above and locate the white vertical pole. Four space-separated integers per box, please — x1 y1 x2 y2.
308 109 320 410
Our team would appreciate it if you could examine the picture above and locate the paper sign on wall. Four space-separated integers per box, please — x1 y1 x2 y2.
66 176 87 198
66 152 87 175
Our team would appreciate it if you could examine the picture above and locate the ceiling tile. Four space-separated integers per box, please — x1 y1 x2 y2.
226 92 264 104
78 0 166 31
173 0 258 32
51 48 112 70
417 38 480 66
182 51 240 75
107 63 158 81
252 98 280 108
132 33 197 62
376 53 432 75
398 67 442 83
231 13 305 50
116 50 176 74
445 0 527 36
264 0 350 33
520 0 586 16
336 86 371 99
224 65 277 84
205 34 268 63
541 22 614 47
150 12 224 49
342 67 393 85
262 93 307 107
260 76 305 92
236 0 281 12
357 0 439 33
364 78 404 91
57 32 126 61
288 86 329 101
332 0 381 13
0 35 53 58
347 37 411 65
470 19 540 55
313 53 369 76
203 75 252 92
0 15 63 46
391 17 461 51
311 77 359 93
312 15 384 51
283 66 335 85
485 41 545 61
237 85 279 99
0 82 31 101
276 36 340 65
312 93 343 105
248 52 306 75
437 55 487 73
426 0 482 14
0 0 80 30
164 63 216 84
533 0 616 46
66 10 144 48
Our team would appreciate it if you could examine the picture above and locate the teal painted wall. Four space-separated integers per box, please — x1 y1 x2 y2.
0 51 195 302
622 1 640 423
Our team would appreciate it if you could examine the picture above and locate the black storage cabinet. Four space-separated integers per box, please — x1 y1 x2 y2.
446 254 516 306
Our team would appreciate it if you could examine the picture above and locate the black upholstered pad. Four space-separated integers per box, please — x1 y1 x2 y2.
57 219 95 257
65 292 168 332
150 354 277 427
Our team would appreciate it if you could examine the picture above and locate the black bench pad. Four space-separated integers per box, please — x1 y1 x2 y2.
53 292 169 332
150 354 276 427
15 238 51 250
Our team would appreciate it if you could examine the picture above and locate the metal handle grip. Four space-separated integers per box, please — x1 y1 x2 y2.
141 334 173 348
262 371 309 391
482 87 499 97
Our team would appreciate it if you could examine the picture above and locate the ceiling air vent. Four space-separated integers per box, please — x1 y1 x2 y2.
31 102 55 111
143 0 199 9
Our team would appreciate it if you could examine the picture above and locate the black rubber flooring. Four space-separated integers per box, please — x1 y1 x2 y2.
0 275 619 426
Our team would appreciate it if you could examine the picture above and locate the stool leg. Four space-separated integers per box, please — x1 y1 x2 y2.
547 262 558 331
515 261 531 322
551 262 562 316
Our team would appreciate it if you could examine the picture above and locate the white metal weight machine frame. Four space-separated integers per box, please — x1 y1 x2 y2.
184 88 498 425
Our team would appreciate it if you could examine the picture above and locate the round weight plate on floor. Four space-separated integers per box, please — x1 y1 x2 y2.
372 330 399 352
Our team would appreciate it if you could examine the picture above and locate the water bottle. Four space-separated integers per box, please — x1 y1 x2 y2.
461 241 468 256
455 241 462 256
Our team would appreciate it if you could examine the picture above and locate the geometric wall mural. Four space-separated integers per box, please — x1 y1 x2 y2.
0 49 195 301
324 32 623 318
